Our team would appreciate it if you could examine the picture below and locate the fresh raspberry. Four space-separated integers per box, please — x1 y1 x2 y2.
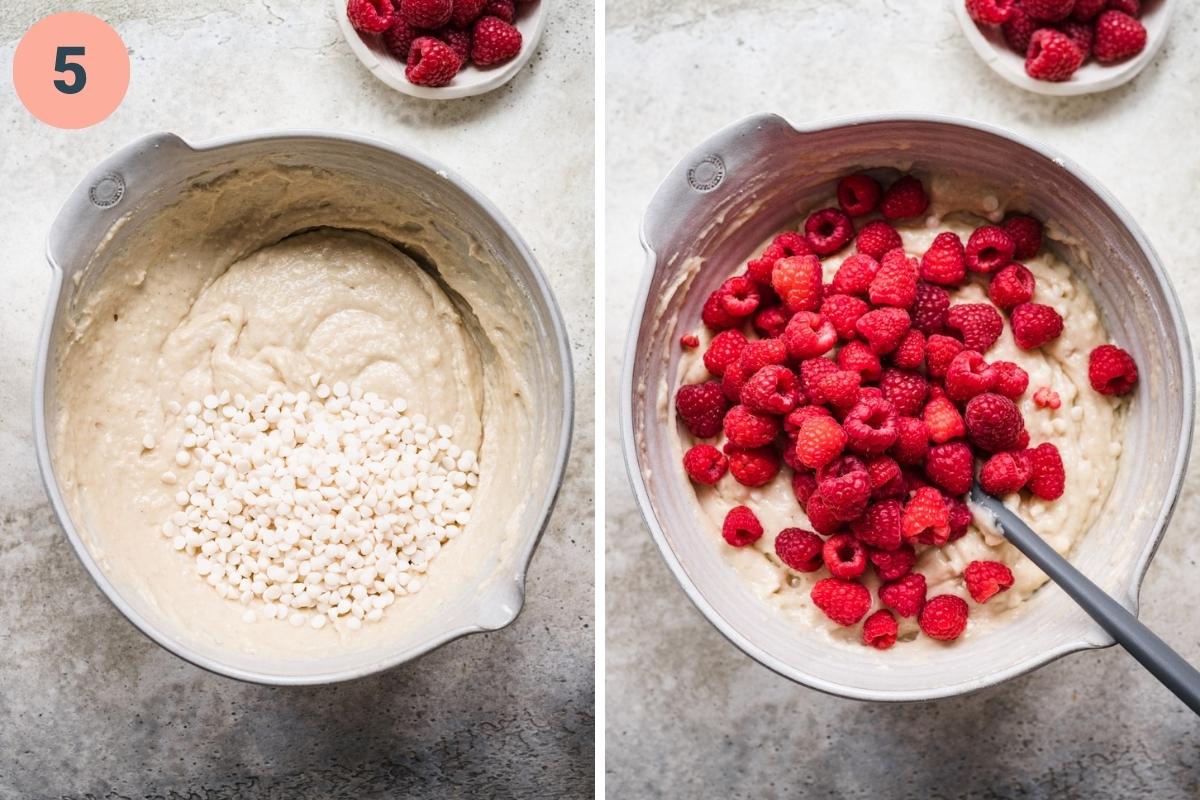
988 263 1035 310
945 350 996 403
1088 344 1139 395
1071 0 1107 20
838 173 883 217
822 534 868 579
785 404 832 437
399 0 452 27
799 357 840 399
1033 386 1062 409
946 303 1004 352
903 487 951 545
774 528 824 572
892 330 926 370
683 444 727 485
869 249 919 308
880 369 928 417
348 0 397 33
791 470 819 507
881 176 929 220
965 226 1016 274
965 560 1016 603
1026 28 1085 81
856 308 911 354
675 381 729 438
910 283 951 336
722 505 763 547
851 499 903 550
701 290 739 330
736 338 788 376
870 543 916 581
724 444 781 487
816 457 872 521
795 416 847 469
925 334 964 380
990 361 1030 399
1002 2 1038 52
747 233 812 285
406 35 464 87
965 392 1025 453
821 294 870 340
471 15 522 66
679 333 700 350
855 221 904 260
919 595 969 641
880 572 927 618
814 370 863 412
804 208 855 256
1023 0 1074 21
947 497 973 541
1107 0 1140 14
843 397 900 455
449 0 487 27
723 404 781 448
1057 20 1095 60
979 450 1032 495
753 305 790 339
923 393 966 443
783 312 837 359
831 254 880 297
810 578 872 626
919 231 967 287
1094 10 1147 62
1011 302 1064 349
862 609 899 650
702 330 746 376
925 441 974 496
772 255 824 313
1028 442 1065 499
482 0 515 22
717 275 761 319
966 0 1016 24
837 340 883 382
891 416 930 465
1003 214 1041 261
805 492 846 535
383 18 421 59
866 455 902 493
739 365 800 415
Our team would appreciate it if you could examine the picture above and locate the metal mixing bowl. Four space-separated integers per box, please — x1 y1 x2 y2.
35 131 573 685
622 113 1193 701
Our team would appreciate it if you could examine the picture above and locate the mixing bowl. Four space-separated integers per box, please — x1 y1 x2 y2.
621 113 1193 701
35 131 573 685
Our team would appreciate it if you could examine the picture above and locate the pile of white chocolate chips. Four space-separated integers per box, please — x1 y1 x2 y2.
155 378 479 630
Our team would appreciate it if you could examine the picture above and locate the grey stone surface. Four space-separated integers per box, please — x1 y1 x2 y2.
0 1 594 797
606 1 1200 797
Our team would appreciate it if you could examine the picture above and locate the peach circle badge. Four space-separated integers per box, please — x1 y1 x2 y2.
12 13 130 129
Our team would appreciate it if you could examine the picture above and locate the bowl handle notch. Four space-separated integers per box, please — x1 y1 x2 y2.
45 132 196 276
638 112 797 262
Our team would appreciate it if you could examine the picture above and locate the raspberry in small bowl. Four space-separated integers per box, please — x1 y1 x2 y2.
335 0 548 99
622 113 1192 702
953 0 1175 95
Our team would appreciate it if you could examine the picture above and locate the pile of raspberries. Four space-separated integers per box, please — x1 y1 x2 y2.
675 172 1139 649
966 0 1148 82
347 0 530 88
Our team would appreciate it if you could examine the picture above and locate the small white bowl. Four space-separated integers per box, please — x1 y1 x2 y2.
333 0 549 99
953 0 1174 96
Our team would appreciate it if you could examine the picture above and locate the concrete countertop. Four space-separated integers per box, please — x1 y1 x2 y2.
606 2 1200 797
0 1 594 797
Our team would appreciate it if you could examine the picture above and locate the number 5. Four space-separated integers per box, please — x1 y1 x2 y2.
53 46 86 95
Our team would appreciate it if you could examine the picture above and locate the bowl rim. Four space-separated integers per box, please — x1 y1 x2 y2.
951 0 1176 97
331 0 551 100
621 111 1195 702
34 129 575 686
